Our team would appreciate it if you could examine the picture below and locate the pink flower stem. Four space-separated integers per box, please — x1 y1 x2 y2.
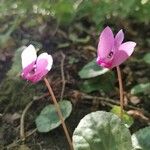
43 78 74 150
116 66 124 119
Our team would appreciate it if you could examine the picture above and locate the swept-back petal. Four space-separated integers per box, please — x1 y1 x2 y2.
111 41 136 68
36 53 53 71
119 41 136 56
97 26 114 58
115 29 124 47
21 45 37 69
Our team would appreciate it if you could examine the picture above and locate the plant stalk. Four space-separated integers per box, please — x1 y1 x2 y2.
116 66 124 119
43 78 73 150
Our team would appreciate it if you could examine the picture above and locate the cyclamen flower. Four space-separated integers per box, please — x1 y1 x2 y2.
21 45 53 83
97 26 136 69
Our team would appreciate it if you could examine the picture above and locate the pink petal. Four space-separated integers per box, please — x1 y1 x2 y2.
36 53 53 71
111 41 136 68
26 70 48 83
27 53 53 83
21 61 35 78
97 26 114 58
21 45 37 69
119 41 136 56
115 29 124 47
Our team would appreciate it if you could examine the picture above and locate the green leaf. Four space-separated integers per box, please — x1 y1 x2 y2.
131 83 150 95
79 72 115 93
36 100 72 132
143 53 150 64
111 105 134 128
7 46 25 79
132 126 150 150
78 59 109 79
73 111 133 150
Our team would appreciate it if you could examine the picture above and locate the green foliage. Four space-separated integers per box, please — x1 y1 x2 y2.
143 53 150 64
79 72 115 93
78 59 109 79
36 100 72 132
0 0 149 28
73 111 133 150
76 0 149 27
132 126 150 150
111 105 134 128
130 0 150 24
131 83 150 95
52 0 75 24
7 46 25 79
0 0 149 50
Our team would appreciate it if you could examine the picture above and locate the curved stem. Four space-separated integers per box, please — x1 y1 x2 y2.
43 78 73 150
116 66 124 119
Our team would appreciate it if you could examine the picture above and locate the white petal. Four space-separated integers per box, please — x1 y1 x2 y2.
36 53 53 71
21 45 37 69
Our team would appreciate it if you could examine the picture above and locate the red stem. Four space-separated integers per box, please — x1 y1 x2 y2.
43 78 74 150
116 66 124 119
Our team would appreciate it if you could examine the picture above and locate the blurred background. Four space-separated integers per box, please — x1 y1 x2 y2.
0 0 150 149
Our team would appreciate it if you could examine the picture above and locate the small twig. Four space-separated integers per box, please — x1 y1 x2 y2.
60 52 66 100
43 78 74 150
80 92 150 117
116 66 124 118
20 101 34 142
33 93 49 101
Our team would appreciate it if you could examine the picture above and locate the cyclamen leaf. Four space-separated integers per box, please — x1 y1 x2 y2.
73 111 133 150
131 83 150 95
78 59 109 79
36 100 72 132
79 72 115 93
132 126 150 150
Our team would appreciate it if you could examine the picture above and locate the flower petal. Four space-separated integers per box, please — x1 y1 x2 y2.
111 41 136 68
21 62 35 78
21 44 37 69
36 53 53 71
97 26 114 58
27 53 53 82
26 70 48 83
115 29 124 47
119 41 136 56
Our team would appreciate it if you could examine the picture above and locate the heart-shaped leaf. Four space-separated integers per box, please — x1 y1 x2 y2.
79 72 115 93
132 126 150 150
73 111 133 150
36 100 72 132
111 105 134 128
131 83 150 95
78 59 109 79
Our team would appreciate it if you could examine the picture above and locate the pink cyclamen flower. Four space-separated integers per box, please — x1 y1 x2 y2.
97 26 136 69
21 44 53 83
